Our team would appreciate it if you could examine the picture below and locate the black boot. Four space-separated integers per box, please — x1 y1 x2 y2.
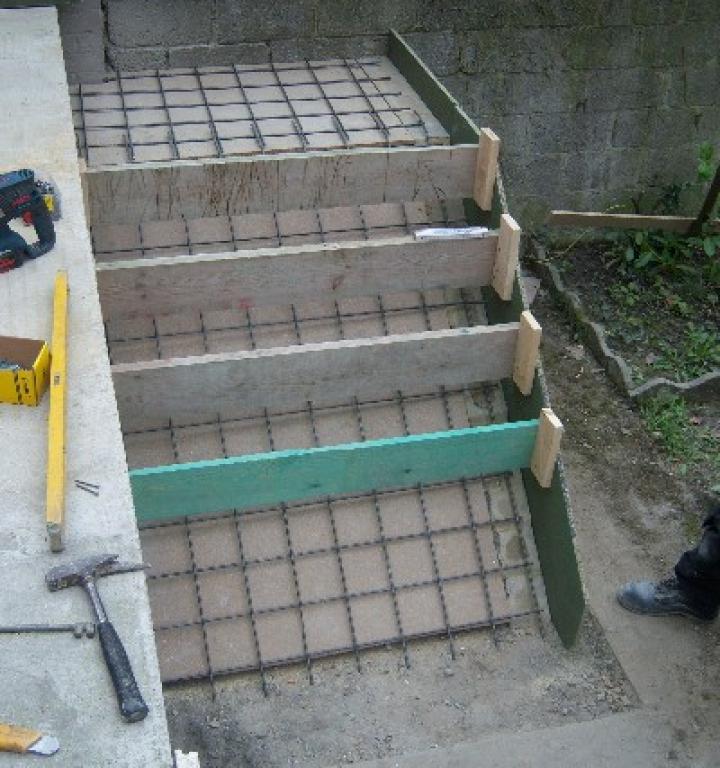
617 576 718 621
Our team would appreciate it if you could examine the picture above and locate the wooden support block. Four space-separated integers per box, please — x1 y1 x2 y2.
474 127 500 211
78 157 90 223
530 408 563 489
130 420 540 522
113 323 520 426
513 310 542 396
492 213 521 301
97 234 499 320
46 270 69 552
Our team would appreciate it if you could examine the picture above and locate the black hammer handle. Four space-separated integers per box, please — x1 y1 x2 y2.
97 621 149 722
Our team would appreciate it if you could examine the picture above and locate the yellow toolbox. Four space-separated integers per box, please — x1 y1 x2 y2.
0 336 50 406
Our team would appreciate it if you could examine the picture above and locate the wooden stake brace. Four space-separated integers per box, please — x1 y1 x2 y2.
474 127 500 211
530 408 563 488
513 310 542 396
492 213 521 301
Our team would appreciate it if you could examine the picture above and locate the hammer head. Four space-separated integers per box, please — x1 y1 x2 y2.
45 553 146 591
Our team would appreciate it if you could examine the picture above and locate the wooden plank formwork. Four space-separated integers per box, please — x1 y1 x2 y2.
112 323 524 425
130 420 540 522
96 234 500 319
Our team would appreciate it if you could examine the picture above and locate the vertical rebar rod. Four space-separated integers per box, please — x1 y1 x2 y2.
156 70 180 160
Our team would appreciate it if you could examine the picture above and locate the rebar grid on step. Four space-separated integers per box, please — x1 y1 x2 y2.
103 199 471 365
136 284 537 688
142 473 537 687
92 198 466 263
71 58 443 164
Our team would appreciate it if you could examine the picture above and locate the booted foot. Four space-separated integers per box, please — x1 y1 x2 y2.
617 577 718 621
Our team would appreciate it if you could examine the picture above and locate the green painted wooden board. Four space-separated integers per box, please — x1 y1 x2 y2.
130 420 539 522
483 282 586 648
388 30 480 145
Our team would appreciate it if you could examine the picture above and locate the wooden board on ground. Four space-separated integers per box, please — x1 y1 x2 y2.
112 323 520 425
96 234 499 319
548 210 720 234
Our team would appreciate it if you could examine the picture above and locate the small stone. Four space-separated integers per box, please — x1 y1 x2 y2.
443 667 455 677
207 719 221 729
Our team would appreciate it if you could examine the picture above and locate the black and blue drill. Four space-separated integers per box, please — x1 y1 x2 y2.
0 169 56 273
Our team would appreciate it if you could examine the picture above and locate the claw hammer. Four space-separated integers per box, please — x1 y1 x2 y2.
45 554 149 723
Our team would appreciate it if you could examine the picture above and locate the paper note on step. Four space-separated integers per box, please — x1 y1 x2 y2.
414 227 489 240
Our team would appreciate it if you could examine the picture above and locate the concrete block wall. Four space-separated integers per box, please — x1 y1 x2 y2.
49 0 720 223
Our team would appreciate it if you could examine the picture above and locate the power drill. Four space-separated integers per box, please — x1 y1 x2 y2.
0 169 57 273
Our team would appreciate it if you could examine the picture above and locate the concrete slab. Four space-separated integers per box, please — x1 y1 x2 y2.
352 711 673 768
0 8 171 767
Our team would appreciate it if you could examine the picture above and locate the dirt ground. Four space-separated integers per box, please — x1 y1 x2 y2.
164 279 720 768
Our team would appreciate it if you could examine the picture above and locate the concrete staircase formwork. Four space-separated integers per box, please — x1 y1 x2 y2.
77 30 585 686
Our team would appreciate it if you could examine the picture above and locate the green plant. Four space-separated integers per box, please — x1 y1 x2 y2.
652 324 720 381
640 395 719 466
608 281 641 308
612 144 720 280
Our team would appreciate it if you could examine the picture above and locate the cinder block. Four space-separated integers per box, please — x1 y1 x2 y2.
108 45 169 71
58 0 105 83
316 0 415 36
108 0 212 47
402 31 460 76
269 35 387 63
215 0 316 44
168 43 270 68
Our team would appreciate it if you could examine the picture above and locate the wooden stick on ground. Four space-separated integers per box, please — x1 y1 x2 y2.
47 270 68 552
548 210 720 234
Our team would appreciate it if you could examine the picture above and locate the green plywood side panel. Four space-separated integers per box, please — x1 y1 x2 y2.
484 280 586 647
388 30 480 145
131 421 539 523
